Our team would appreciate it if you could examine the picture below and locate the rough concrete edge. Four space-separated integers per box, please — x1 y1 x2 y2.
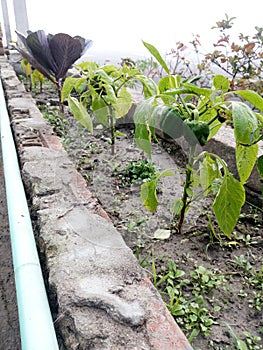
0 58 193 349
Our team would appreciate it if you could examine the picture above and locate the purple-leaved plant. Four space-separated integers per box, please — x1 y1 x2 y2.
15 30 92 111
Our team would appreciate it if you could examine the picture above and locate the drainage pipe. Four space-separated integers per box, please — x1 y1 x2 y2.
0 78 59 350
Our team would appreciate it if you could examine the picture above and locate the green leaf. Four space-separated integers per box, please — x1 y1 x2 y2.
68 95 93 133
104 84 117 105
213 75 230 92
61 76 77 101
257 155 263 178
75 77 88 93
141 178 158 212
199 109 222 140
231 90 263 112
173 198 184 215
236 143 258 183
182 83 212 97
92 97 109 127
142 40 170 75
199 155 221 194
158 76 177 93
213 173 245 237
113 86 133 118
77 61 98 72
134 98 155 158
232 102 259 145
137 75 158 98
140 169 174 212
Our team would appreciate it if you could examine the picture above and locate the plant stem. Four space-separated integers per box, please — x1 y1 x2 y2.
109 105 115 155
56 79 64 113
176 146 195 233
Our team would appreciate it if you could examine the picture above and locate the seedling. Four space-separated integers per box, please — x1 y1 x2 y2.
62 60 156 154
115 159 157 187
190 266 225 295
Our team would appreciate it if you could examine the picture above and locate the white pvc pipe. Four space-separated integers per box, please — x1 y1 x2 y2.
0 78 59 350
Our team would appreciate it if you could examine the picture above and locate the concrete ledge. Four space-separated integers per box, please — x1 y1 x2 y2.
0 59 193 349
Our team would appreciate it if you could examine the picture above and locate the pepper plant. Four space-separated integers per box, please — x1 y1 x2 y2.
62 60 156 154
134 41 263 237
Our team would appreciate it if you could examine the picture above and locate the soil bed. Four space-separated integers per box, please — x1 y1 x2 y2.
32 85 263 350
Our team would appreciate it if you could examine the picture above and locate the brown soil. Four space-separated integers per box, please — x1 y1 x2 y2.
33 88 263 350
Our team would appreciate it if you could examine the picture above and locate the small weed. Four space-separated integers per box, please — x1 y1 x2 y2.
190 265 226 295
226 324 263 350
114 159 157 187
42 107 68 137
143 256 224 343
227 255 263 311
173 295 215 342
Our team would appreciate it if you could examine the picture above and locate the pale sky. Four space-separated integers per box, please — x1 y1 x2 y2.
1 0 262 59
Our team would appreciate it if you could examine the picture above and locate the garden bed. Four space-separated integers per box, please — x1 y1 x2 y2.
31 83 263 350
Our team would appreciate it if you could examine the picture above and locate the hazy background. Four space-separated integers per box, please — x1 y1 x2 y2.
1 0 262 61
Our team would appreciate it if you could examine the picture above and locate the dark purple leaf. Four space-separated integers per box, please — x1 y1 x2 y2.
74 36 93 55
15 30 92 85
26 30 57 75
49 33 83 79
15 45 56 83
16 31 33 55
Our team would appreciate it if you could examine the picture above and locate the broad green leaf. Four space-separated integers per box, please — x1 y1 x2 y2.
62 76 77 101
213 173 245 237
75 77 88 93
199 109 222 140
199 155 221 194
141 178 158 212
231 90 263 112
137 75 158 98
182 83 212 97
142 40 170 75
102 64 118 75
232 102 259 145
92 97 109 126
134 123 152 159
68 95 93 133
158 76 177 93
104 84 117 105
236 143 258 183
257 155 263 178
140 169 175 212
213 75 230 92
113 86 133 118
173 198 184 215
134 98 155 157
77 61 98 72
23 61 32 76
31 69 44 85
94 69 113 84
